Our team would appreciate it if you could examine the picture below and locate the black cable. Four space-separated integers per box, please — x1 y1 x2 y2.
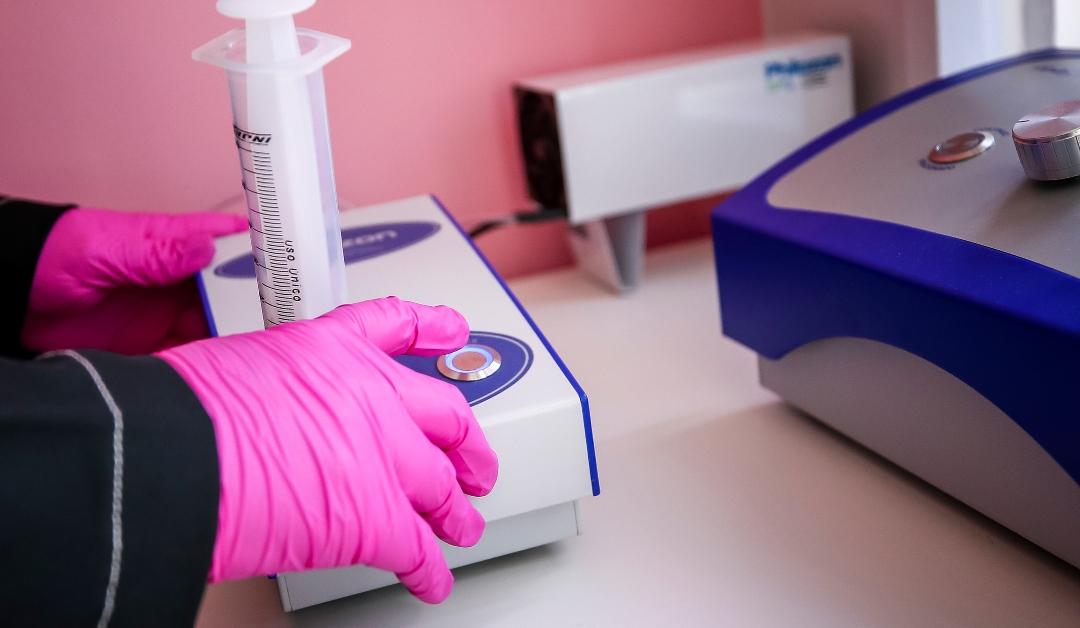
468 207 567 238
515 207 567 224
468 220 509 238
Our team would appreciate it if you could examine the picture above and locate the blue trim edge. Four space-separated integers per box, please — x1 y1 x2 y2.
195 271 219 338
431 195 601 497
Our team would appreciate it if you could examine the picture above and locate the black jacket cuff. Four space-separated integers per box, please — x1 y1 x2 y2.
85 352 220 627
0 350 220 627
1 196 75 359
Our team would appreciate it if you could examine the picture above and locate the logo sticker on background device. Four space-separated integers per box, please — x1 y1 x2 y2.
765 54 842 91
214 221 441 278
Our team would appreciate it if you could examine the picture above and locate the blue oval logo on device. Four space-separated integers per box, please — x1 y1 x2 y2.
214 221 441 278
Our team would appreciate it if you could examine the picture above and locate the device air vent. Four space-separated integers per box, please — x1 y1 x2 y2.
515 86 568 211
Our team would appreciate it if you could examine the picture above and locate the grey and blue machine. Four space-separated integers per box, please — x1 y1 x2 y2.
713 50 1080 568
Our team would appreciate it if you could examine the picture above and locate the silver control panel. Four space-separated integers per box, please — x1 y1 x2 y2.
768 57 1080 280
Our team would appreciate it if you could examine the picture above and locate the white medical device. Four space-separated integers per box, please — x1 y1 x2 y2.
713 51 1080 568
515 32 853 290
192 0 596 611
198 196 598 610
194 0 348 326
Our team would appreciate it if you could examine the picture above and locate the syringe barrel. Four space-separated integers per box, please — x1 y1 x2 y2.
194 28 350 327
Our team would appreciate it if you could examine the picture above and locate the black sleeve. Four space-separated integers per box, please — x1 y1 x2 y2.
0 350 220 628
0 196 75 360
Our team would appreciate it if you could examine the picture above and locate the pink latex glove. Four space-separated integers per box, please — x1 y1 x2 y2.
23 208 248 355
157 297 499 603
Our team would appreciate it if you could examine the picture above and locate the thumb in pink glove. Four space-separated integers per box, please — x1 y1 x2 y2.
157 297 500 604
23 208 248 355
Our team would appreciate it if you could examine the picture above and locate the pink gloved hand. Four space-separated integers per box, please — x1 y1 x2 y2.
23 208 247 355
156 297 499 603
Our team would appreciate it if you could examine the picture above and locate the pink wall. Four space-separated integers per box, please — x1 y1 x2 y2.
0 0 760 279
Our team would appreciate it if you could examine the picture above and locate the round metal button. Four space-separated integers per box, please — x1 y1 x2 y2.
437 344 502 382
928 131 995 164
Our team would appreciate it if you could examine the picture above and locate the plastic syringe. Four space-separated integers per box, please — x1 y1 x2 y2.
195 0 349 327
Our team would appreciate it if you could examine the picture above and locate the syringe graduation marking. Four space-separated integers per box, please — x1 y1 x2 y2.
234 139 301 324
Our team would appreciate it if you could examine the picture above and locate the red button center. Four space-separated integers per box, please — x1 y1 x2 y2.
452 351 489 372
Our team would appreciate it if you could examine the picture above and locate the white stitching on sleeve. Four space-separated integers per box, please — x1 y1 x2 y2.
41 350 124 628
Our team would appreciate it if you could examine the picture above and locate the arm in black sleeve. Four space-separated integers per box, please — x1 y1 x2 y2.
0 196 75 359
0 350 220 628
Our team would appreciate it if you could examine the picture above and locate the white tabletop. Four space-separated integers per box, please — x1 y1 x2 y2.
196 239 1080 628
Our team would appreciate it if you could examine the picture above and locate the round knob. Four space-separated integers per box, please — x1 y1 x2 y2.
1013 100 1080 181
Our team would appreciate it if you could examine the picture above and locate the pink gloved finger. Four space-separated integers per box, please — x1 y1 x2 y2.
392 364 499 496
24 284 192 355
159 300 211 350
384 417 485 547
394 513 455 604
168 284 212 342
156 211 248 238
92 209 248 240
31 209 235 312
111 233 219 288
93 210 244 289
326 297 469 357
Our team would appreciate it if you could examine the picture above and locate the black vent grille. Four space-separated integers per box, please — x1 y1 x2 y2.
515 86 568 211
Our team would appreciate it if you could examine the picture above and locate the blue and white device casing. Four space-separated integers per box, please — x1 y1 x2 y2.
199 195 598 610
713 51 1080 569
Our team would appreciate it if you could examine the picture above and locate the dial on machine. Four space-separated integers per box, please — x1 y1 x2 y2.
1013 100 1080 181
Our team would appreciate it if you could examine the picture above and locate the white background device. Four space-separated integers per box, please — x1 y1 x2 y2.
762 0 1080 111
515 32 853 290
